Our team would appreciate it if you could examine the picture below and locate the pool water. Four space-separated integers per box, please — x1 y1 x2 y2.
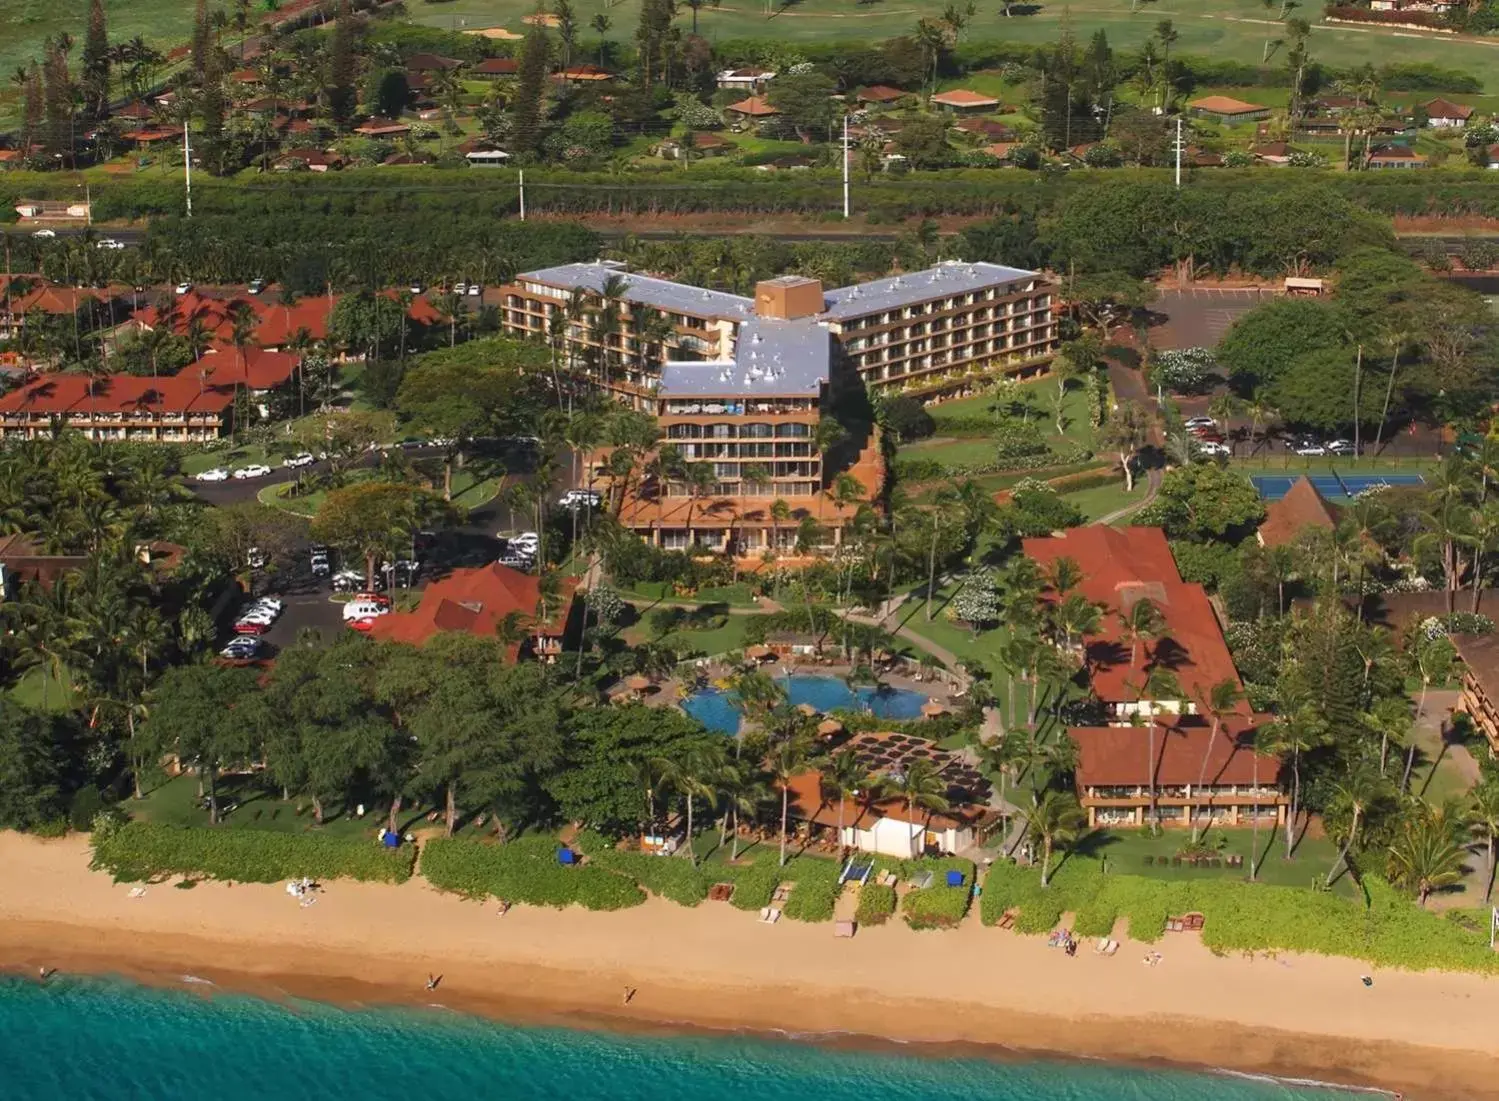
680 675 930 735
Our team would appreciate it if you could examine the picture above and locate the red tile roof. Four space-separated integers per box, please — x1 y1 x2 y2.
930 89 999 108
1071 716 1280 788
857 85 906 103
1422 98 1474 120
184 344 299 390
1023 526 1245 708
1257 477 1338 547
725 96 778 117
364 561 573 659
0 373 234 416
474 57 519 75
354 118 412 136
1188 95 1268 116
7 281 119 315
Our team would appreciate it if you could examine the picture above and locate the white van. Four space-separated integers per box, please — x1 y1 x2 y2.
342 600 390 622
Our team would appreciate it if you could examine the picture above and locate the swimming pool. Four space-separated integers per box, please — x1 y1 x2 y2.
680 675 930 735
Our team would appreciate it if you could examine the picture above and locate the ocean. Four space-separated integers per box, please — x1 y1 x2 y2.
0 974 1369 1100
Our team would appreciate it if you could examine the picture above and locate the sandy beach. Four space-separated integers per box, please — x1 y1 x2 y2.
1 833 1496 1100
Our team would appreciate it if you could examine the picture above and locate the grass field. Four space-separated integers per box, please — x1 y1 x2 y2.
1063 478 1147 522
411 0 1499 92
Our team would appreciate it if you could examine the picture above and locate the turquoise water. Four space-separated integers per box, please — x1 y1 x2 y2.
0 974 1356 1101
682 675 930 734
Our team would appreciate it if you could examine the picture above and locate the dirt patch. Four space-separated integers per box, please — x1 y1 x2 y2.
1393 214 1499 235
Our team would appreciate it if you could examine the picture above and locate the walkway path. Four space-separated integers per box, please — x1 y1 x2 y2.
1094 467 1162 527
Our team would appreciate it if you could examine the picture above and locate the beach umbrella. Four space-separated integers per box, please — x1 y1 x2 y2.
625 674 651 691
817 718 844 736
797 702 818 716
920 701 948 718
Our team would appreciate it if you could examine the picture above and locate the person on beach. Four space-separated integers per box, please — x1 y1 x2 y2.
623 987 636 1005
426 974 442 991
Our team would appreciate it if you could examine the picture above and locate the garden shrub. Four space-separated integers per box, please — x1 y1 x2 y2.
902 885 971 929
782 856 842 922
855 883 897 925
421 836 645 910
90 821 416 885
587 850 713 907
725 857 782 912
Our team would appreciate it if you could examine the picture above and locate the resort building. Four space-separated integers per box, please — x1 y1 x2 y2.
1069 717 1286 829
783 732 1000 857
1186 95 1271 123
500 259 1056 406
1023 526 1246 720
364 560 575 662
0 374 235 442
1453 632 1499 753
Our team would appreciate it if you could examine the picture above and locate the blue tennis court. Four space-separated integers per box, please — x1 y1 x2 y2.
1250 472 1426 501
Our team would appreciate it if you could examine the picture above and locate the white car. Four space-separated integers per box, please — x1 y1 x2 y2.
510 531 540 548
96 237 125 251
1183 416 1216 430
1325 439 1357 456
342 600 391 622
558 489 601 510
247 597 284 615
236 609 277 626
174 281 192 294
467 283 482 297
232 464 273 479
1195 441 1230 458
453 281 469 295
409 282 425 294
247 278 266 295
1293 442 1327 457
196 467 230 482
282 453 315 468
32 229 56 239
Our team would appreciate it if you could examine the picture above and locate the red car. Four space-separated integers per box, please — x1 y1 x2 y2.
350 592 392 607
347 616 379 632
233 619 271 635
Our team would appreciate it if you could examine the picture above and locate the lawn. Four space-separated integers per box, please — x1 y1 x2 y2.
10 665 78 712
1063 478 1147 523
179 442 278 477
622 607 759 659
129 773 380 839
407 0 1499 91
260 466 504 517
1072 825 1358 897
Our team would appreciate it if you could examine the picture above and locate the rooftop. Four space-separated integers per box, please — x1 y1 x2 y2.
364 560 573 659
519 262 753 321
1071 717 1280 788
1188 95 1269 115
1422 98 1474 119
1455 632 1499 695
725 95 779 117
930 89 999 107
857 84 906 102
1258 476 1338 547
1023 526 1245 708
659 317 830 397
0 373 234 416
818 260 1040 321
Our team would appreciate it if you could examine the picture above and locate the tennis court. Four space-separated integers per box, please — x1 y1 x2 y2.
1250 473 1427 501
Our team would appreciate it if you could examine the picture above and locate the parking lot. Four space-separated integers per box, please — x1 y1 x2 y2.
1148 287 1271 351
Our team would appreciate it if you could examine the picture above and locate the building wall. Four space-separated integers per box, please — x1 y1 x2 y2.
1080 787 1288 829
0 412 227 442
1459 669 1499 754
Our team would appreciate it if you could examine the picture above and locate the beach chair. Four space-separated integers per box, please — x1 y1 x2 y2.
834 920 856 938
1095 938 1119 956
758 906 782 924
997 908 1016 930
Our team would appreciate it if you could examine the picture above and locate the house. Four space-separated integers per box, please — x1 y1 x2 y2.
0 373 236 442
981 142 1021 162
1421 98 1473 128
405 52 463 72
555 63 613 83
112 101 156 122
473 57 519 77
1367 144 1426 169
1187 95 1272 124
272 147 344 172
782 731 1000 857
1069 717 1286 829
464 147 511 166
929 89 1000 115
364 560 575 662
1023 526 1245 720
16 199 92 222
717 67 775 92
121 126 184 148
1 279 122 341
659 132 730 160
184 344 300 416
353 118 412 138
723 95 778 121
856 85 906 105
955 118 1014 141
1454 633 1499 752
1251 141 1292 165
0 535 88 597
1283 277 1325 297
1256 476 1338 547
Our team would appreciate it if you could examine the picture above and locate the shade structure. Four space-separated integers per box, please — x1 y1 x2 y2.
625 674 651 691
796 702 818 716
920 701 949 717
817 718 844 735
745 644 774 660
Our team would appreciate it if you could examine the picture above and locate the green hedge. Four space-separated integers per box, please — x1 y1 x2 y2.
588 849 713 907
855 883 897 926
979 861 1499 972
89 821 415 885
781 856 842 922
902 885 972 929
421 836 646 911
725 857 783 912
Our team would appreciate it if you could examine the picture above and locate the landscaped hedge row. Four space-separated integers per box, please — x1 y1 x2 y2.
574 831 715 907
89 821 416 885
782 856 842 922
892 446 1093 483
855 883 897 926
902 885 973 929
980 861 1499 972
420 836 646 911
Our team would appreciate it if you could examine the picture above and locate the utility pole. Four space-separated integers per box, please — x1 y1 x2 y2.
518 169 526 221
1174 116 1183 190
183 125 193 217
842 114 850 220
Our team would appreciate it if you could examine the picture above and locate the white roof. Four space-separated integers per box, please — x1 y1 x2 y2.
818 260 1041 321
519 262 752 321
660 318 829 398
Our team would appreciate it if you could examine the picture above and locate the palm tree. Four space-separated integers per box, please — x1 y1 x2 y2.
768 729 815 867
1021 789 1087 887
978 728 1026 816
1363 695 1412 779
1387 806 1466 907
1326 761 1388 885
590 13 611 68
821 750 880 852
889 757 951 848
1189 678 1243 842
1118 596 1165 690
1261 696 1329 860
654 745 719 865
1467 779 1499 902
923 486 963 621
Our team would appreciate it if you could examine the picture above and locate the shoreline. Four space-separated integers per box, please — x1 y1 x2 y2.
3 835 1498 1100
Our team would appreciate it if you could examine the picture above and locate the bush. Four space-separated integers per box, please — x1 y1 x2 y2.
68 786 106 833
855 882 897 925
1150 347 1217 395
585 848 713 906
421 836 646 910
90 821 416 884
782 856 842 922
725 857 782 911
881 396 937 442
902 885 971 929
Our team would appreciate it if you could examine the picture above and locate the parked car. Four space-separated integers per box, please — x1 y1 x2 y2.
346 616 380 632
342 600 391 622
233 619 271 635
246 546 267 569
282 452 315 468
467 283 482 297
453 281 469 295
408 282 424 294
247 278 266 295
219 637 263 659
1293 441 1327 457
174 281 192 294
232 464 273 479
1183 416 1217 430
96 237 125 251
557 489 602 510
1325 440 1357 456
497 553 533 570
1195 441 1231 457
32 229 56 239
195 467 230 482
247 596 284 616
1187 423 1218 437
310 545 331 578
332 569 384 592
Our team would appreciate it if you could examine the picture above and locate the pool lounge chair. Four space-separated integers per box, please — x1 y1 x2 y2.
1095 938 1119 956
759 906 782 924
